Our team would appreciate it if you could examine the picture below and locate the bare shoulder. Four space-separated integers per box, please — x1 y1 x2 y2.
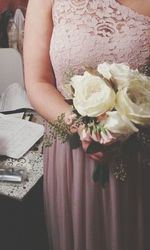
119 0 150 17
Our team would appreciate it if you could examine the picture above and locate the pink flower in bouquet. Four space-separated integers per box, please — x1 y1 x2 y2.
78 126 91 142
78 123 116 145
91 130 101 142
64 111 79 133
64 112 77 125
99 130 116 145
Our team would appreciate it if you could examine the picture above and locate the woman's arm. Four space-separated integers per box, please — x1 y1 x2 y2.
23 0 70 122
24 0 105 161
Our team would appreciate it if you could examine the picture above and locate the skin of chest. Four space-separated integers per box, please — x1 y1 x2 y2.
117 0 150 17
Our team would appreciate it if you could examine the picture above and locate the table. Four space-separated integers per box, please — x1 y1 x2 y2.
0 113 50 250
0 112 44 200
0 139 43 200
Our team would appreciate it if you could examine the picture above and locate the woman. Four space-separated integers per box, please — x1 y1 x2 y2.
24 1 150 250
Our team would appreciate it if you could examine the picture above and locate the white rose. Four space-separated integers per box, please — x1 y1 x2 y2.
103 111 138 138
97 62 112 80
116 77 150 125
97 63 138 90
70 71 116 117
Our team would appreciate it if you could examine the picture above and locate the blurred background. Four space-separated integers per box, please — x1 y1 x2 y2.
0 0 28 14
0 0 28 54
0 1 50 250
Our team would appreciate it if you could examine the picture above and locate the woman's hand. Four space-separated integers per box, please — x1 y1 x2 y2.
78 124 112 162
81 139 106 162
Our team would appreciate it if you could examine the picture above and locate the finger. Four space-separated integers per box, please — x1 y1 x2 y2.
88 155 99 161
81 140 91 152
93 151 104 159
88 151 105 162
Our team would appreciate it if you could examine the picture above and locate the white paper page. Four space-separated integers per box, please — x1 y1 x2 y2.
6 113 24 119
0 114 44 159
0 83 33 112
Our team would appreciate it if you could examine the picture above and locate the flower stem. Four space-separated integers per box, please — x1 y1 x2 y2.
92 161 109 188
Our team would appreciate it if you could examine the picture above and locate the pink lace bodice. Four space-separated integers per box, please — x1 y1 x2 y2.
50 0 150 94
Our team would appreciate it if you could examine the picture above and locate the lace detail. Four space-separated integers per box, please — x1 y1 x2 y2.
50 0 150 94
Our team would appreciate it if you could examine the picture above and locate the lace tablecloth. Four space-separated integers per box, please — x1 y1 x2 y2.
0 139 43 200
0 113 44 200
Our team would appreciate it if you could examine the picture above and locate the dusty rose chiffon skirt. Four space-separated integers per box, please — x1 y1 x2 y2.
43 134 150 250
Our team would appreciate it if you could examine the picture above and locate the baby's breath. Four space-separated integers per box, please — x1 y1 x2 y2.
44 113 71 147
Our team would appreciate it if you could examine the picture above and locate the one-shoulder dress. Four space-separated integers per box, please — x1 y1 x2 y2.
44 1 150 250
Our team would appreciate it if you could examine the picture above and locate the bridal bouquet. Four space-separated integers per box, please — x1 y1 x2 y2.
46 63 150 187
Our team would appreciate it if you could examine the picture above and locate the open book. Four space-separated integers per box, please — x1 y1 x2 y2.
0 113 44 159
0 83 44 159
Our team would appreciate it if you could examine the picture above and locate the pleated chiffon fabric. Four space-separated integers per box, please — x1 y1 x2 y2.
44 1 150 249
